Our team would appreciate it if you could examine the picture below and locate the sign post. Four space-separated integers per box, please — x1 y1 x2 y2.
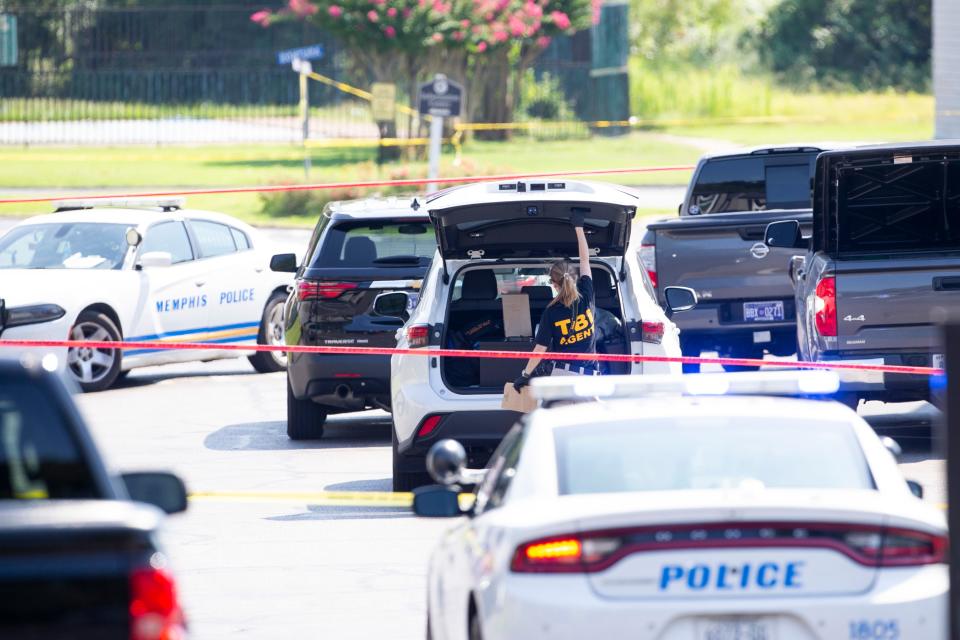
292 58 312 177
418 74 464 193
371 82 398 166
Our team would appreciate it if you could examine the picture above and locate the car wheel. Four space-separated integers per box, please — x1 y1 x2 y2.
67 311 122 392
286 375 326 440
468 611 483 640
392 423 420 492
249 291 288 374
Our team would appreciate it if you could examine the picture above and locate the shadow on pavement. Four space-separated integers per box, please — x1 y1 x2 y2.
266 505 412 521
324 478 393 492
204 415 391 451
114 368 263 389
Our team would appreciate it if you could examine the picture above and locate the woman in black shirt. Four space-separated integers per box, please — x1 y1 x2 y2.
514 212 598 391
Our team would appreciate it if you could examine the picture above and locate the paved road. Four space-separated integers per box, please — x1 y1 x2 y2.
72 357 945 639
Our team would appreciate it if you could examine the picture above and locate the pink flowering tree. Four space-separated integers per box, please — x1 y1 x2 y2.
253 0 599 132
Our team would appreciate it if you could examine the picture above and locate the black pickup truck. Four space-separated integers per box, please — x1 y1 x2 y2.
640 145 832 370
0 359 188 638
766 141 960 406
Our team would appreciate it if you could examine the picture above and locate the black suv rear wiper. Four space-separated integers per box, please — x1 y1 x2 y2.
373 255 424 265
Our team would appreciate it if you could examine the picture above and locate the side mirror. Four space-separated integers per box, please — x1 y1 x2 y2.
373 291 412 320
122 471 188 514
270 253 298 273
137 251 173 269
881 435 903 461
412 485 464 518
426 439 466 486
764 220 806 249
906 479 924 499
663 286 697 315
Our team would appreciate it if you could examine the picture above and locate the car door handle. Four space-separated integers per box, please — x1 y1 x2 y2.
195 280 206 287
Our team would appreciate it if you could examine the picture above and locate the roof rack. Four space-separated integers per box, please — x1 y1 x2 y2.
53 197 184 213
530 370 840 404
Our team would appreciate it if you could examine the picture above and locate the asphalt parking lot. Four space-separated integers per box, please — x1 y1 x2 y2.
72 356 945 639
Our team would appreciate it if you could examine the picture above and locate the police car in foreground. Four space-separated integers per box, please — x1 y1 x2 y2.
0 198 292 391
414 372 945 640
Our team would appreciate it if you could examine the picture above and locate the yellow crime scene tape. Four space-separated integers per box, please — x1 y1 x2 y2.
189 490 475 509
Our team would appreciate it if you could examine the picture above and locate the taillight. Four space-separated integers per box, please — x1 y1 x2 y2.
511 535 621 573
510 523 947 574
130 565 185 640
639 244 657 288
814 276 837 337
298 280 358 301
641 321 664 344
416 414 445 438
846 527 947 567
405 324 430 348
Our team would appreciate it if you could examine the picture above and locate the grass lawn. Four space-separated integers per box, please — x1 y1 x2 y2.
0 133 701 224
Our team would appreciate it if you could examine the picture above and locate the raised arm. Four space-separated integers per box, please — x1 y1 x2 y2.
575 226 591 278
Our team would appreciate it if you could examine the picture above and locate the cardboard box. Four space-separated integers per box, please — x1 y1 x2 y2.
501 382 537 413
501 293 532 338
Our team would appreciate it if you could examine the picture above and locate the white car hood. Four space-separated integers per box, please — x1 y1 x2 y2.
0 268 130 307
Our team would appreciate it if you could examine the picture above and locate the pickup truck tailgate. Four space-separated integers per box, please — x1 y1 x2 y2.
648 210 812 301
835 257 960 353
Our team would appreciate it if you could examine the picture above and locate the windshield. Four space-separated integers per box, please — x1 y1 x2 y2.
0 383 99 500
312 220 434 268
0 223 132 270
555 417 873 495
689 154 816 214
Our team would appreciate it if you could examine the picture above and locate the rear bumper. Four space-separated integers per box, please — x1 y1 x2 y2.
674 302 796 347
484 566 946 640
394 410 522 472
287 352 391 410
819 352 935 400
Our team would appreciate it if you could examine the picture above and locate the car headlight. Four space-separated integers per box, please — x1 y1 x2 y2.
4 303 67 328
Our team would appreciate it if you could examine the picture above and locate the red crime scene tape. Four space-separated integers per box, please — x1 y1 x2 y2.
0 338 942 376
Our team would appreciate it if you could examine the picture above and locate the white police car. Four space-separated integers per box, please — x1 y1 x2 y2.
414 372 946 640
0 198 292 391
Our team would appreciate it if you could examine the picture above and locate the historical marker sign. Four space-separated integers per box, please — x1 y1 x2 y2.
418 74 463 117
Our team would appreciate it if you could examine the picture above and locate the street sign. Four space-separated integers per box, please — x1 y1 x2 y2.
418 74 464 117
371 82 397 122
276 44 324 65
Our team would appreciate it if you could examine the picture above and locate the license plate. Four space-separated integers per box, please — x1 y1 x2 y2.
933 353 944 369
743 301 784 323
697 618 776 640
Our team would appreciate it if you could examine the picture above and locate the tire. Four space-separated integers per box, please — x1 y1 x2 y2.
392 423 420 492
468 611 483 640
286 375 326 440
248 291 288 374
67 310 122 392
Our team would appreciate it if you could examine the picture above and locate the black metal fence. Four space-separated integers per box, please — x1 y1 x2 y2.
0 3 624 145
0 3 371 144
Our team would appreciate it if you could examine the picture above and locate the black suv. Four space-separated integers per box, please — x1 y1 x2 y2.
271 197 433 440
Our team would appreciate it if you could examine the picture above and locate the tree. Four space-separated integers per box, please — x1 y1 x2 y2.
754 0 931 91
253 0 599 128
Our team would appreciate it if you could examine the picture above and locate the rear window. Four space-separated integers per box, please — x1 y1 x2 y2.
555 418 872 495
688 155 816 214
832 158 960 255
0 383 99 500
312 220 434 268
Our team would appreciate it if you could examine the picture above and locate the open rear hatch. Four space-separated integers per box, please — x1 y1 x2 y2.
426 180 638 261
816 142 960 354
